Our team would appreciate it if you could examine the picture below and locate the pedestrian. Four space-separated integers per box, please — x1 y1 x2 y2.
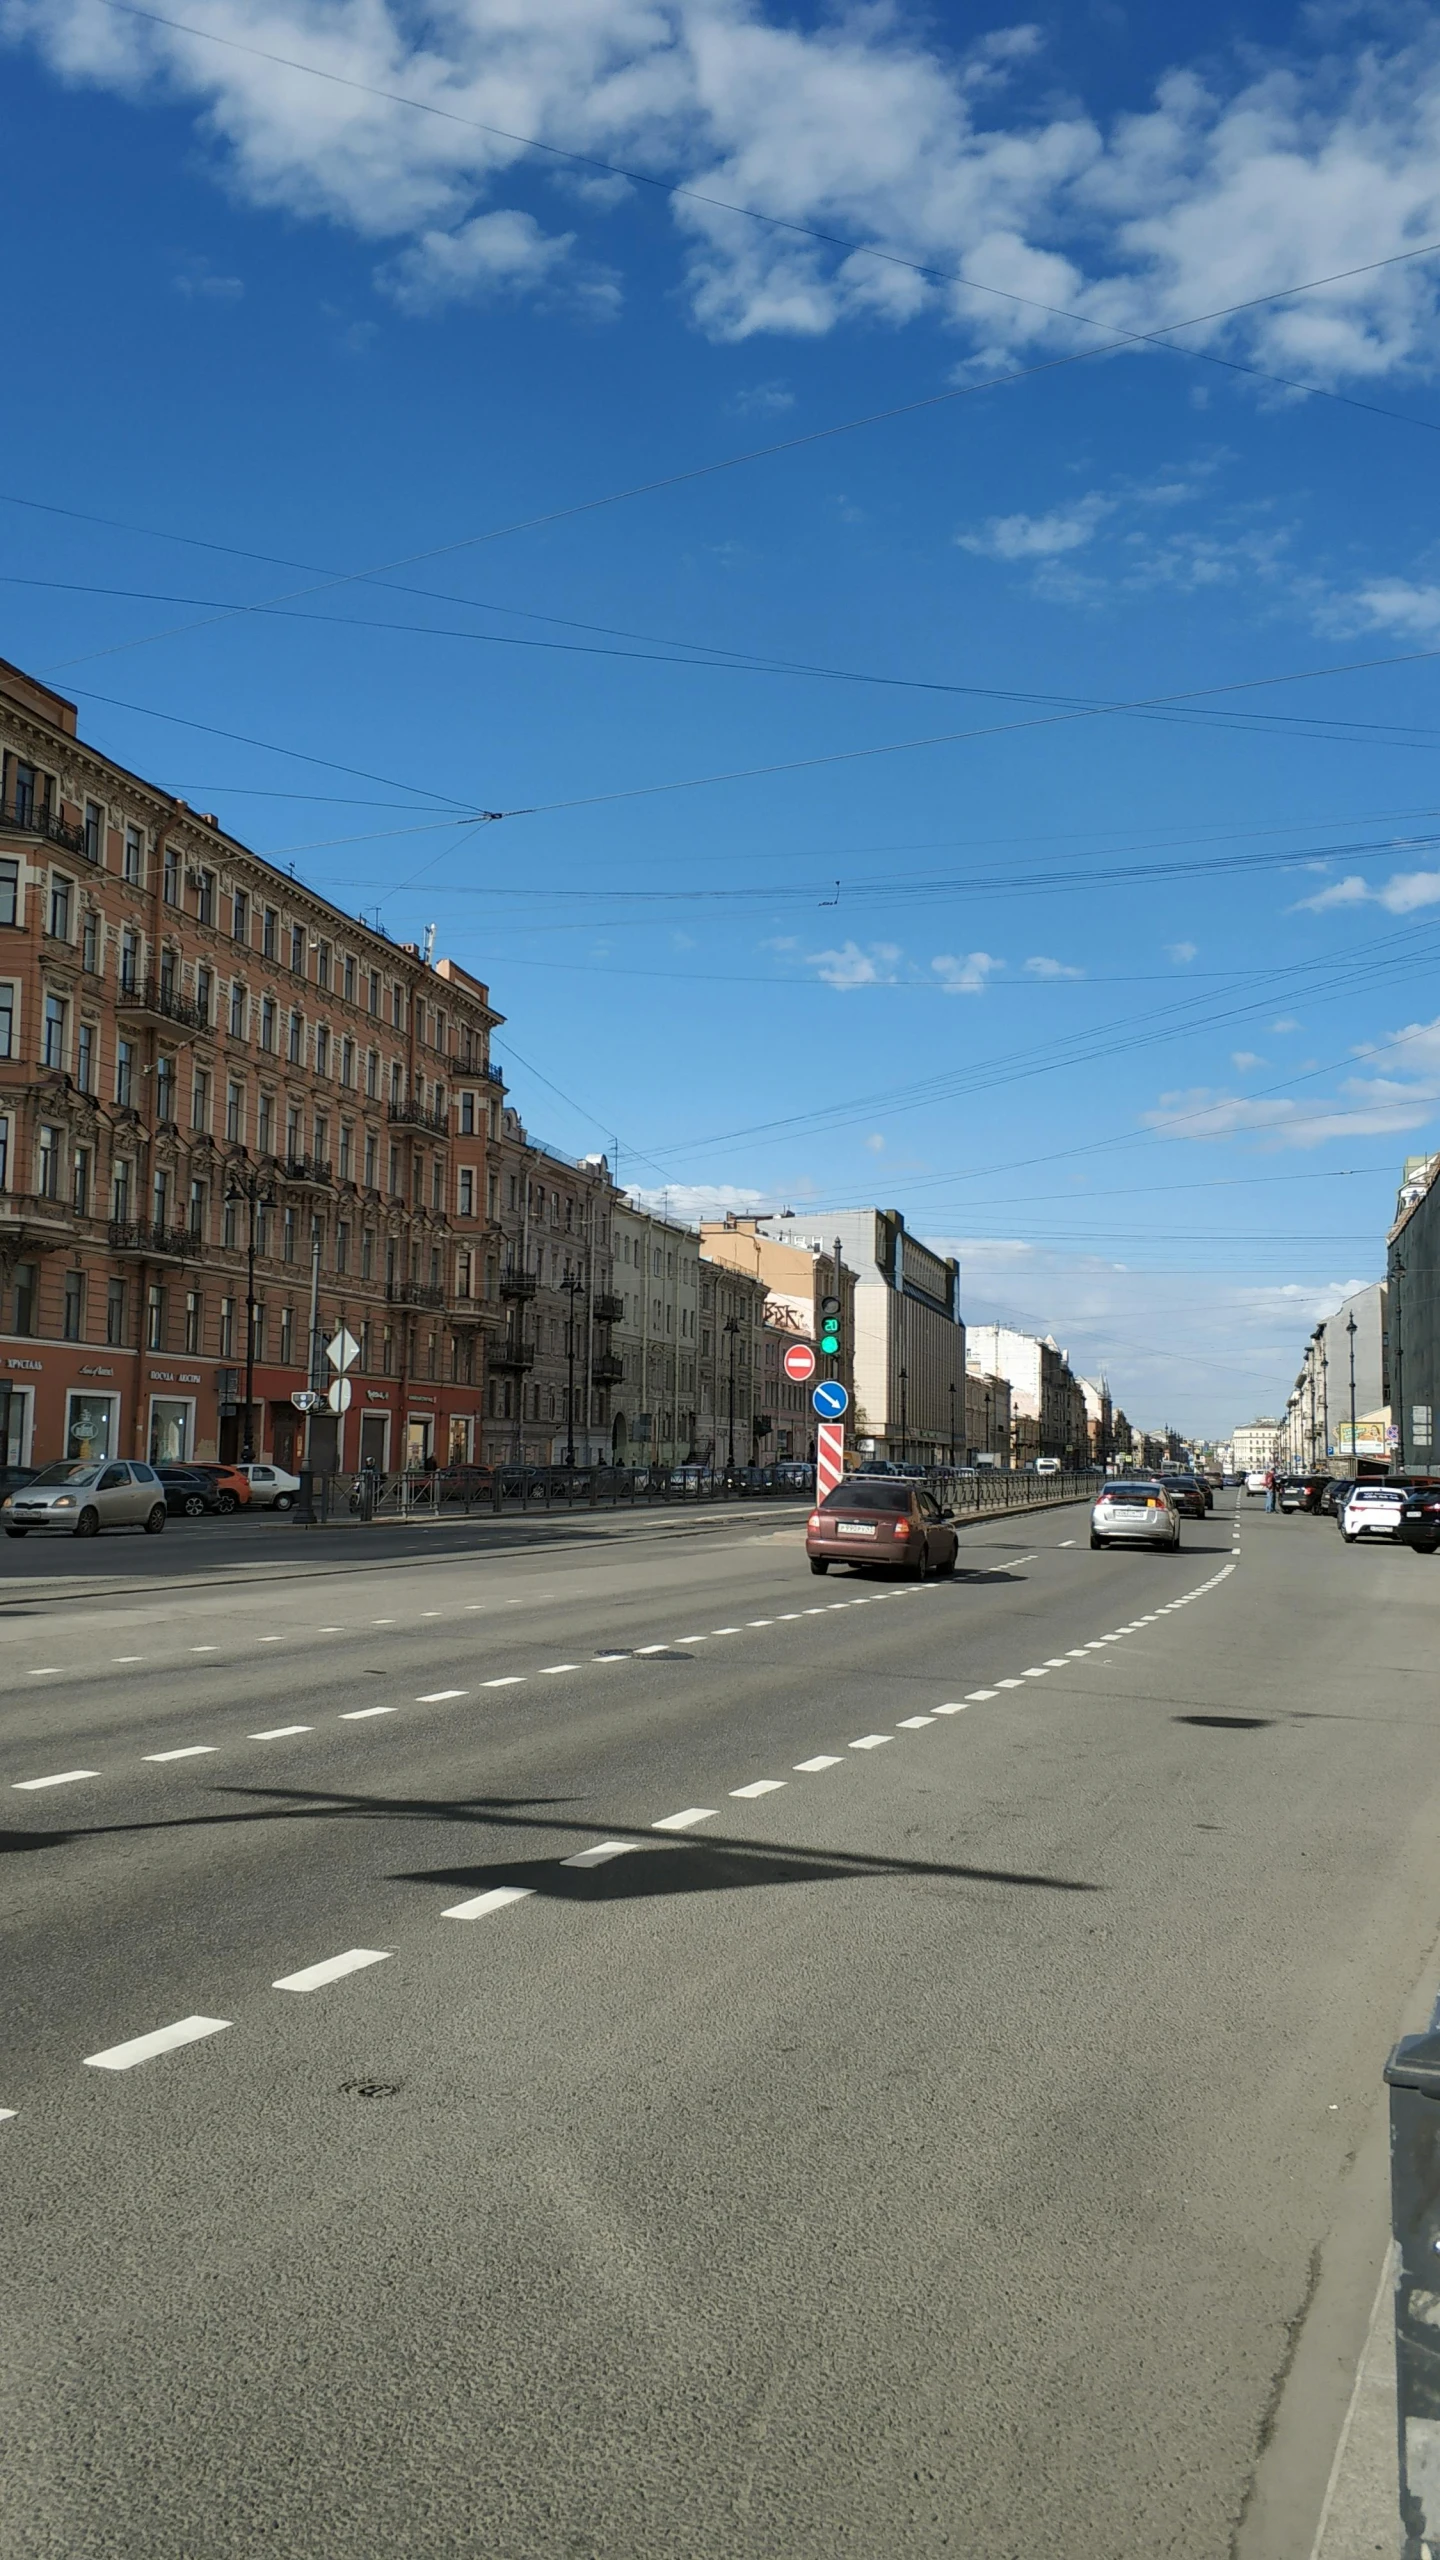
1264 1467 1277 1512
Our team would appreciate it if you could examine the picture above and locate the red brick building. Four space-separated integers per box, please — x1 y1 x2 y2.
0 657 503 1472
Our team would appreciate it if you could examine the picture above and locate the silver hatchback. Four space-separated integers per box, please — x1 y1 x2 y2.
1090 1480 1181 1550
3 1459 168 1539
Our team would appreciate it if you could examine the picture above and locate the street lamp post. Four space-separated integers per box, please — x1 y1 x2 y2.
898 1365 908 1465
224 1162 275 1464
1393 1254 1406 1472
1347 1310 1359 1477
724 1313 741 1472
948 1378 956 1470
984 1384 992 1466
561 1265 584 1468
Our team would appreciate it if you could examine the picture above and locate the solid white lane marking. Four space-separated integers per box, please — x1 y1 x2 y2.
562 1840 635 1868
443 1885 534 1918
84 2015 231 2071
13 1768 98 1791
651 1807 716 1831
483 1676 525 1688
795 1754 842 1771
340 1707 395 1720
898 1715 935 1728
539 1664 579 1675
250 1725 312 1740
417 1688 468 1701
731 1779 785 1798
273 1948 391 1994
934 1703 968 1716
851 1734 890 1750
144 1746 217 1762
966 1689 998 1701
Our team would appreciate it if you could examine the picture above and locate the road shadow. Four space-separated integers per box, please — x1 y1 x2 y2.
1175 1714 1273 1731
402 1843 858 1902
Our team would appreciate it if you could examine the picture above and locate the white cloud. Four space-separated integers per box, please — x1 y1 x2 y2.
13 3 1440 370
932 950 1002 995
1166 941 1198 963
173 257 244 300
1024 954 1084 979
864 1132 885 1152
1143 1012 1440 1144
626 1181 768 1220
381 208 575 313
1231 1051 1264 1070
1325 579 1440 638
1271 1017 1300 1033
806 938 901 990
1295 868 1440 915
730 378 795 413
958 493 1112 560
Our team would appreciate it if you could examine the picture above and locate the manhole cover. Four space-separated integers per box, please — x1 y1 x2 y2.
338 2078 402 2099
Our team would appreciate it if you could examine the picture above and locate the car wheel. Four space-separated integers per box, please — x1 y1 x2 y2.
73 1507 100 1538
1090 1533 1105 1548
144 1504 166 1534
216 1492 237 1513
183 1496 206 1517
809 1557 829 1575
272 1493 294 1511
936 1546 957 1576
4 1525 27 1537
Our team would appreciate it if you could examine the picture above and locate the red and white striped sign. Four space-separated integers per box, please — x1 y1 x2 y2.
816 1419 846 1502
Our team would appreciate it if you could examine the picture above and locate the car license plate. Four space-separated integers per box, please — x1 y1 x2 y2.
835 1522 875 1537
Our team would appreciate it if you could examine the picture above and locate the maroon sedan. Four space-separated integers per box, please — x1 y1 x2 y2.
806 1476 959 1578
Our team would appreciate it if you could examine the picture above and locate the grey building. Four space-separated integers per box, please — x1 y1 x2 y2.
767 1209 963 1465
1388 1152 1438 1469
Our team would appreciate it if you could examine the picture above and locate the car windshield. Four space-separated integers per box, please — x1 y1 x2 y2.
28 1462 102 1487
822 1481 910 1511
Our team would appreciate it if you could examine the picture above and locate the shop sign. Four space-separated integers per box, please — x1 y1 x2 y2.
365 1390 392 1403
79 1364 115 1378
3 1357 42 1371
148 1370 201 1385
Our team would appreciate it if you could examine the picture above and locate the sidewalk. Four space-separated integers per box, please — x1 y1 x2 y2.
1311 2258 1398 2559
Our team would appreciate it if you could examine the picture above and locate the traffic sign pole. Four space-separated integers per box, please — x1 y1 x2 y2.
817 1419 845 1502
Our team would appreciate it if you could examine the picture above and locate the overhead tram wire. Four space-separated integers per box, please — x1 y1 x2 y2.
84 0 1440 444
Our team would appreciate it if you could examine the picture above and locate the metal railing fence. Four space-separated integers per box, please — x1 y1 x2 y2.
289 1460 1098 1526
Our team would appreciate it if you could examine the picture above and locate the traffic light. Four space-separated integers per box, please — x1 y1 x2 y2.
819 1294 842 1359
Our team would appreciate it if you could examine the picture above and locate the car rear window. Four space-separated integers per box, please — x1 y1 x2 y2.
822 1482 910 1511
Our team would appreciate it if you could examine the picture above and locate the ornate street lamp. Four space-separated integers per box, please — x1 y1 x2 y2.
224 1161 275 1464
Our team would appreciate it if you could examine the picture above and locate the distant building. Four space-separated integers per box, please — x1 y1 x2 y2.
1389 1153 1440 1470
700 1217 856 1462
1231 1419 1283 1472
1077 1374 1112 1467
963 1363 1011 1466
766 1209 963 1465
965 1323 1085 1466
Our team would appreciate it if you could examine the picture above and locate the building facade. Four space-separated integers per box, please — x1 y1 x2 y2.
696 1256 769 1466
480 1113 621 1466
766 1209 962 1464
699 1216 856 1458
963 1362 1012 1466
609 1197 702 1468
0 656 503 1472
965 1324 1084 1466
1389 1154 1438 1472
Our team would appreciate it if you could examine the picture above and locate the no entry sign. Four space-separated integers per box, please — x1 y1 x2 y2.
783 1342 816 1382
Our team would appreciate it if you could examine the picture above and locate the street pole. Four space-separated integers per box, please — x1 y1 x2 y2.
1394 1254 1406 1474
242 1200 258 1464
898 1365 908 1465
562 1265 583 1469
303 1222 321 1474
1347 1311 1359 1476
948 1378 956 1470
725 1314 739 1472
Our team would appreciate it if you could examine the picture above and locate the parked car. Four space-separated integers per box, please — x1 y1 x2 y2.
1339 1484 1406 1542
1090 1481 1181 1551
806 1475 958 1578
1399 1487 1440 1554
1321 1477 1358 1516
233 1462 301 1511
2 1458 167 1538
0 1465 37 1502
1160 1472 1209 1518
1277 1476 1306 1513
189 1463 253 1513
155 1465 224 1518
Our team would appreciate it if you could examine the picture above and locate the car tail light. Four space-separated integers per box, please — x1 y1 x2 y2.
808 1512 822 1531
892 1519 910 1538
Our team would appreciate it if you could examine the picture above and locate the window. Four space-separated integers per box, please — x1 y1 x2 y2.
43 994 67 1069
286 1105 301 1159
313 1114 329 1164
192 1067 211 1133
147 1286 166 1351
188 1179 206 1239
48 875 72 941
365 1049 378 1100
487 1172 498 1218
389 1060 402 1106
279 1304 293 1365
232 888 249 945
431 1160 443 1213
11 762 37 823
315 1025 330 1076
367 969 380 1016
119 928 139 994
340 1036 355 1088
219 1298 235 1358
460 1092 475 1135
339 1122 353 1180
391 982 403 1027
196 869 216 926
257 1092 274 1155
123 824 143 885
155 1054 177 1124
228 981 246 1039
283 1207 296 1263
226 1080 244 1144
106 1278 127 1346
37 1126 60 1199
0 986 12 1061
458 1168 474 1217
62 1270 84 1342
388 1144 399 1195
288 1009 303 1064
183 1290 202 1354
12 1262 36 1335
335 1222 349 1275
195 964 212 1026
342 954 356 1003
159 946 177 1001
260 996 277 1052
316 939 331 991
0 861 15 929
222 1197 238 1249
289 922 304 973
363 1131 377 1189
262 907 278 959
162 844 180 905
112 1160 132 1222
82 910 100 973
72 1148 91 1215
414 999 426 1047
361 1228 373 1281
83 800 104 864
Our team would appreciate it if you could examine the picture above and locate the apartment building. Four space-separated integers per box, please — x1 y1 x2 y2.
481 1112 620 1465
0 656 502 1471
696 1256 769 1466
965 1324 1084 1466
610 1198 702 1467
766 1208 962 1465
963 1363 1011 1466
699 1216 856 1459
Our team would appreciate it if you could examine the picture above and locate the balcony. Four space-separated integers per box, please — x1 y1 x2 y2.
115 976 209 1035
449 1295 503 1329
591 1351 624 1387
0 1188 81 1238
0 799 87 855
276 1154 333 1189
386 1279 446 1310
388 1098 450 1135
592 1292 624 1325
498 1267 537 1300
488 1334 536 1372
109 1218 193 1263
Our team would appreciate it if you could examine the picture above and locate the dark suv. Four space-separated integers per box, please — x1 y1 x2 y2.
1400 1487 1440 1555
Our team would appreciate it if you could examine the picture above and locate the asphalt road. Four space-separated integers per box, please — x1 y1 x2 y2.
2 1492 1437 2558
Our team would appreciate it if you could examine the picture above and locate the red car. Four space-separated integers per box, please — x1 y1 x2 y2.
806 1476 958 1578
188 1463 253 1513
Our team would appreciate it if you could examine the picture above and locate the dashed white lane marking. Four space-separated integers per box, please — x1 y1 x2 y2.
371 1619 396 1626
273 1948 391 1994
417 1687 468 1702
594 1650 630 1661
635 1644 672 1655
746 1620 773 1628
341 1707 395 1720
795 1754 842 1772
13 1768 98 1791
998 1555 1037 1569
778 1613 803 1621
851 1734 890 1751
995 1678 1024 1691
257 1636 281 1643
966 1689 997 1701
562 1840 635 1869
1022 1668 1049 1679
318 1627 342 1634
898 1715 935 1729
827 1602 849 1611
539 1664 579 1676
676 1635 708 1644
483 1676 525 1688
144 1745 217 1762
935 1703 968 1716
113 1655 143 1663
712 1626 742 1635
1059 1539 1076 1547
85 2015 230 2071
0 2107 15 2123
422 1612 442 1619
251 1725 312 1740
190 1646 218 1655
28 1669 63 1677
443 1885 534 1918
652 1807 716 1831
731 1779 785 1798
1044 1657 1069 1668
804 1607 826 1616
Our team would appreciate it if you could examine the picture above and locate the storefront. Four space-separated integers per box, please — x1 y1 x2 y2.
67 1387 120 1462
148 1393 195 1463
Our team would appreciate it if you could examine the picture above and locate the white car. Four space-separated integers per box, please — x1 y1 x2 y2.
1244 1471 1271 1497
1090 1480 1181 1551
1340 1485 1405 1542
235 1462 301 1511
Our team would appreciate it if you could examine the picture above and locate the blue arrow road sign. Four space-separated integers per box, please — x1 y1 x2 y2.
812 1380 850 1419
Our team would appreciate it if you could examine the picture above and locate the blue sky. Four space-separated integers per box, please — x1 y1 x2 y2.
6 0 1440 1435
